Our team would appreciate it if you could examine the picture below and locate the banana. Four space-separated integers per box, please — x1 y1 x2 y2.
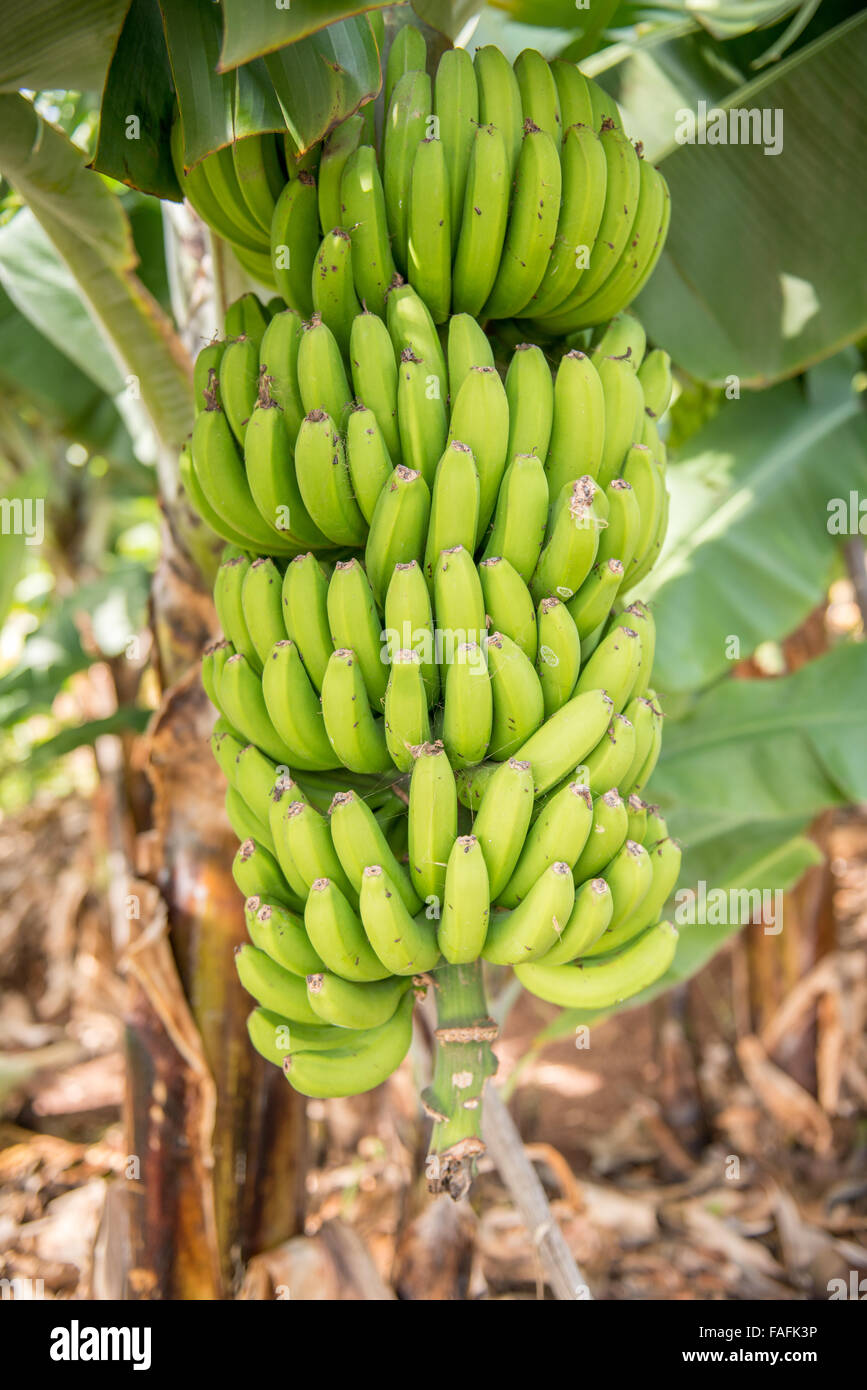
620 444 664 576
270 173 319 318
396 349 449 488
526 123 608 317
241 557 286 666
384 560 439 706
204 640 236 721
296 315 353 423
641 411 667 468
447 313 494 400
534 877 614 965
180 441 252 550
441 642 493 769
483 861 575 965
307 970 411 1031
624 695 663 795
214 555 259 671
480 558 537 661
454 760 498 812
232 242 280 289
596 477 641 573
232 134 284 235
567 558 625 639
384 650 431 772
638 348 673 421
482 121 562 320
329 789 421 914
359 865 440 975
220 335 260 446
384 21 427 109
257 309 305 443
514 47 562 148
280 798 356 903
438 835 490 965
218 653 295 764
262 639 339 770
626 794 648 843
408 740 457 908
451 123 510 316
591 311 646 368
514 687 614 797
482 452 549 584
211 724 244 788
224 293 270 346
340 146 397 319
191 398 295 555
234 742 282 821
387 280 448 393
504 344 554 465
318 113 364 232
574 623 643 712
170 123 263 254
578 713 637 794
424 441 480 588
281 552 333 691
236 943 322 1024
447 365 510 541
226 785 272 849
200 146 268 247
536 596 581 716
383 69 432 272
474 45 524 180
244 388 331 548
550 59 595 129
601 838 654 931
349 310 401 465
472 756 535 898
587 77 621 130
283 990 415 1098
545 351 606 496
251 898 325 978
407 138 451 324
304 877 392 983
531 477 604 604
619 695 658 793
626 482 669 590
247 1008 355 1066
576 162 670 327
233 838 303 913
268 784 311 899
343 408 389 527
486 630 545 760
516 920 678 1008
433 46 479 255
643 804 669 848
499 780 593 908
572 788 629 881
294 410 366 547
433 545 487 657
326 559 388 707
312 228 362 356
193 340 224 412
320 648 392 775
365 465 431 607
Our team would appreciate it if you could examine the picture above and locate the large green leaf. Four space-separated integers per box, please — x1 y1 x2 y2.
220 1 392 68
0 0 131 93
642 355 867 693
264 17 381 152
411 0 486 41
0 284 110 427
635 11 867 385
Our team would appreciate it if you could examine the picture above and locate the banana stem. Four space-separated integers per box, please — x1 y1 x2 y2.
423 961 499 1201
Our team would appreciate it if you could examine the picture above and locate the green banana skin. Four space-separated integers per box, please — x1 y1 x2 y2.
433 545 487 657
294 409 366 547
447 365 509 541
233 837 303 912
234 741 282 825
203 640 235 720
214 555 260 672
220 335 259 446
384 650 431 772
447 313 494 400
516 920 678 1009
531 477 604 605
385 22 427 109
441 642 493 769
242 557 285 666
194 340 224 412
350 311 402 465
329 789 422 915
638 348 673 421
474 45 523 180
306 970 411 1030
567 559 625 640
179 440 253 552
514 687 614 797
304 877 392 983
326 559 388 706
408 740 458 907
365 465 431 608
596 477 641 573
244 390 330 550
211 725 244 789
619 695 659 792
397 348 449 488
514 47 562 148
438 834 490 965
218 652 296 764
482 453 549 584
283 991 415 1099
424 441 480 588
602 838 654 931
434 46 479 256
296 316 354 424
578 713 637 794
226 785 273 851
643 803 669 847
268 783 311 901
591 311 646 368
628 707 663 796
224 293 270 345
346 406 393 525
483 860 576 965
550 59 595 130
282 552 333 692
452 123 510 317
536 596 582 717
472 756 535 899
545 350 606 495
572 788 629 882
407 138 452 325
318 112 365 233
262 639 339 771
626 793 648 844
626 482 669 590
235 942 322 1024
574 624 643 712
534 877 614 966
480 558 538 662
482 121 563 321
384 68 432 273
505 344 554 465
359 865 441 975
247 1008 361 1067
454 759 498 812
191 403 295 555
283 797 357 905
595 354 646 488
321 648 392 775
341 145 397 320
526 122 608 318
576 162 670 328
610 602 656 701
270 172 319 318
251 899 325 977
499 780 593 909
621 444 664 576
384 560 439 706
312 227 362 358
486 630 545 761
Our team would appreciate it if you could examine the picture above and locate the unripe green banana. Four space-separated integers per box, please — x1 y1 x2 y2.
218 652 293 764
474 45 523 180
612 601 656 700
384 650 431 772
321 648 392 774
535 877 614 965
424 441 480 587
574 623 643 712
312 227 362 357
244 388 332 548
383 68 432 272
296 315 353 423
408 740 457 908
601 837 654 932
318 112 364 232
194 341 224 412
514 687 614 797
359 865 440 975
545 351 605 495
504 344 554 465
433 46 479 255
516 919 678 1009
536 596 582 717
234 742 282 824
620 444 665 577
591 311 646 368
281 553 333 692
261 639 338 771
247 1008 357 1066
454 760 498 811
214 554 259 671
349 310 401 464
304 877 391 983
626 794 648 843
236 942 322 1024
643 803 669 847
572 788 629 882
587 77 621 130
345 405 394 525
447 365 510 541
224 293 270 345
191 401 295 554
596 477 641 573
438 835 490 965
283 990 415 1098
241 558 285 667
485 630 545 761
232 133 284 236
441 642 492 769
226 785 272 850
306 970 411 1031
329 789 421 915
340 145 397 319
452 123 510 316
567 559 625 640
526 123 608 317
641 411 667 468
619 695 659 793
480 558 537 661
250 898 325 977
578 712 637 794
270 173 319 318
482 121 562 320
531 477 604 605
514 47 562 148
625 697 663 795
433 545 487 657
576 161 670 327
203 640 236 721
232 242 280 288
384 560 439 706
387 281 448 397
550 59 595 129
200 146 267 247
482 452 549 584
595 354 646 488
385 21 427 109
180 441 252 551
211 724 245 789
626 483 669 590
268 782 313 900
638 348 673 421
326 559 388 707
500 780 593 908
407 138 451 324
294 409 366 547
483 860 576 965
365 465 431 608
171 123 261 253
396 349 449 488
472 756 535 898
233 837 303 912
281 798 356 903
447 313 494 400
